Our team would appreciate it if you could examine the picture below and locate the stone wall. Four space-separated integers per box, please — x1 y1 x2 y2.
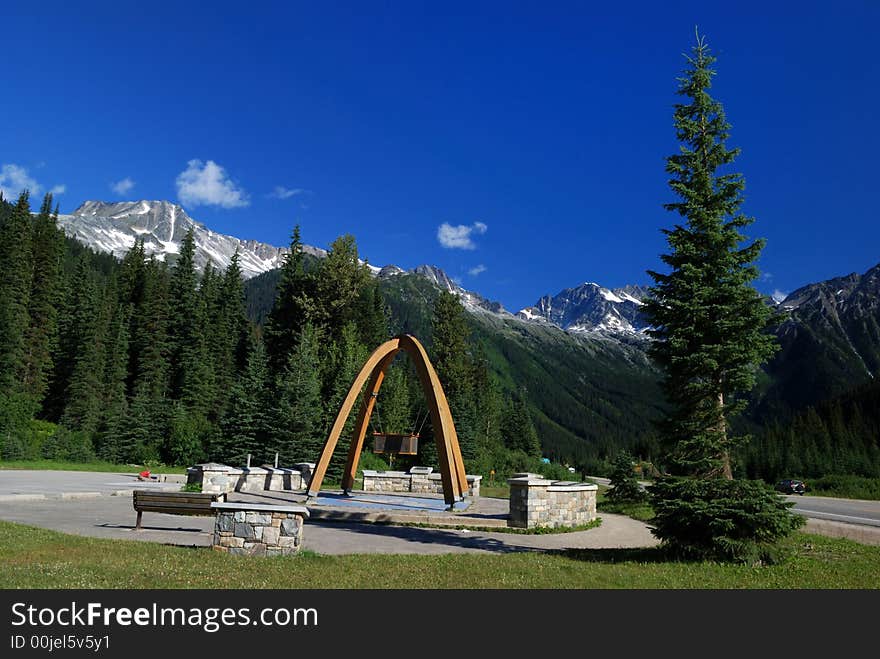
508 475 597 529
362 469 482 497
211 502 309 556
190 463 307 496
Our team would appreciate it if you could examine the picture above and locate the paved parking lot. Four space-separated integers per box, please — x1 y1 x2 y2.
0 469 182 499
0 469 659 554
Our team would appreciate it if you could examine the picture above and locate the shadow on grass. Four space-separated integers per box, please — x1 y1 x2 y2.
551 546 670 564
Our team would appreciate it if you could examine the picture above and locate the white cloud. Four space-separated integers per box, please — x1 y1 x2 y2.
761 272 773 281
771 289 788 304
0 163 41 200
0 163 66 201
468 264 487 276
111 177 135 195
176 159 249 208
269 186 306 199
437 221 488 250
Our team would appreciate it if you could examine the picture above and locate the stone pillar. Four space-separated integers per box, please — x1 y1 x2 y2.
211 503 309 556
508 476 597 529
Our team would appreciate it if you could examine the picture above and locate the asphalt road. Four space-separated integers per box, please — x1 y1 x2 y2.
786 494 880 528
587 475 880 528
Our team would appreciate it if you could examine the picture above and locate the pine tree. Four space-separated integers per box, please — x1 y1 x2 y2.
430 291 477 461
215 252 250 415
0 192 34 392
22 195 65 406
377 362 412 438
607 450 648 503
0 193 36 457
502 388 541 458
265 226 315 375
643 31 777 479
60 257 107 434
356 282 389 348
96 303 131 462
272 322 324 464
122 257 171 461
321 322 369 478
169 228 213 413
644 32 799 563
313 234 372 343
219 340 272 465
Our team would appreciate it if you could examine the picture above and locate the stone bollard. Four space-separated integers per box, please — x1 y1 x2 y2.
508 476 597 529
211 502 309 556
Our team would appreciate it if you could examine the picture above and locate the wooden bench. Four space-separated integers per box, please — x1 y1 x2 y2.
132 490 224 530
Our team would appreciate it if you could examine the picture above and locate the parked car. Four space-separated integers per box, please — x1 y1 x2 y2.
776 479 807 495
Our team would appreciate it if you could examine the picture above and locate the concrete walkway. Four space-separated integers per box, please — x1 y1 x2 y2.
0 470 658 554
0 494 658 554
0 469 183 501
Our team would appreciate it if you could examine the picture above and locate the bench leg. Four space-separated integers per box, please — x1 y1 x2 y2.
135 511 143 531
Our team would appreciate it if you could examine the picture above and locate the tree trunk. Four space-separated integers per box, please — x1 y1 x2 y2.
718 391 733 480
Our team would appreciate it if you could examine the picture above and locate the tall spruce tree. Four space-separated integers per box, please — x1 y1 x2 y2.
644 32 801 563
0 192 34 393
60 257 107 434
120 257 171 461
313 234 372 343
643 31 777 479
97 303 131 462
219 340 272 465
22 195 64 405
430 291 477 462
272 322 324 465
265 226 314 375
0 193 36 457
169 228 213 412
502 388 541 458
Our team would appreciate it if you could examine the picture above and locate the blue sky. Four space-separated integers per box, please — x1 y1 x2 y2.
2 2 878 311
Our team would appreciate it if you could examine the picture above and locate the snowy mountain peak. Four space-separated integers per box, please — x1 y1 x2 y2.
517 281 648 336
58 200 326 279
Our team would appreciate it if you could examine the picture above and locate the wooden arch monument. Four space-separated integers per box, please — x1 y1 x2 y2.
308 334 469 505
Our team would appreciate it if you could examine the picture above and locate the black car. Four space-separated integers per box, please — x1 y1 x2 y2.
776 479 807 495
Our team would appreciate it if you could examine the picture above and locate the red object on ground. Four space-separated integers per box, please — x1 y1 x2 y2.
139 470 150 479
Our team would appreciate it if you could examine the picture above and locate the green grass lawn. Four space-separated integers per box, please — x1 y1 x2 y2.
1 520 878 589
479 484 510 498
0 459 188 474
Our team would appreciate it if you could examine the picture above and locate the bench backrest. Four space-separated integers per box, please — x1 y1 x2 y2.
133 490 219 508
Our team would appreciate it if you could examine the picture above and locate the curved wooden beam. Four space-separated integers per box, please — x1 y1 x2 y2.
341 349 399 492
308 334 468 506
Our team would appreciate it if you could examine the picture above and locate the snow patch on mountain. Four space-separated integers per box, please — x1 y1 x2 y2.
58 200 329 279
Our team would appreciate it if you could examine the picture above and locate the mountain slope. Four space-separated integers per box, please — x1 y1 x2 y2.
759 263 880 415
244 265 664 465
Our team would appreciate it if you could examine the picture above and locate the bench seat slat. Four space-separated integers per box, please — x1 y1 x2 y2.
132 490 221 529
133 496 216 505
134 503 215 510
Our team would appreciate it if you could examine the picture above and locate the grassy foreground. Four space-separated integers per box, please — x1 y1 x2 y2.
1 520 879 589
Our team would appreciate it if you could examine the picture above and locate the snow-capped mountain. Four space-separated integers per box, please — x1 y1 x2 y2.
517 282 649 334
57 200 326 279
59 199 647 337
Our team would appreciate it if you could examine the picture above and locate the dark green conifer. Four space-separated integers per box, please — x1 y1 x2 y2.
272 322 323 464
430 291 477 461
643 31 778 479
265 226 315 375
22 195 65 405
